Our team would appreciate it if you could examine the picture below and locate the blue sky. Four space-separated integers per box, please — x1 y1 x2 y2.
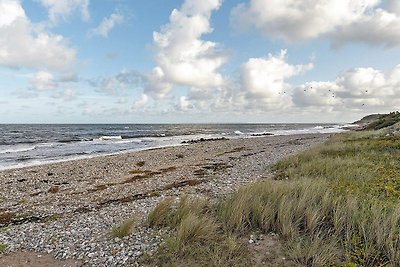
0 0 399 123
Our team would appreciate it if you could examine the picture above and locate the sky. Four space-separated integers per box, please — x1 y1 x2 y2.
0 0 400 123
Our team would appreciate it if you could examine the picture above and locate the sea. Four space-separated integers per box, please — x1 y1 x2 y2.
0 124 349 170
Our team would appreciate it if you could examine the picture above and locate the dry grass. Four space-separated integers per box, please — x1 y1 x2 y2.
144 196 251 266
128 169 152 175
147 197 174 228
0 212 15 225
111 218 135 238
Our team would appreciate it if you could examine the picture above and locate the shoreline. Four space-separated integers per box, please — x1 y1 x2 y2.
0 133 330 266
0 131 343 172
0 142 188 172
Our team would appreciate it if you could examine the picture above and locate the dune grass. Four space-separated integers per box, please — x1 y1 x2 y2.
219 179 400 266
143 131 400 266
143 196 251 266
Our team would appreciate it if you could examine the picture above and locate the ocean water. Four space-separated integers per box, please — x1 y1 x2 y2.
0 124 347 170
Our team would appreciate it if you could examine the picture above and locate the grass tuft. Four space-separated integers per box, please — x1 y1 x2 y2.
144 196 252 266
111 218 135 238
147 197 175 227
0 243 7 253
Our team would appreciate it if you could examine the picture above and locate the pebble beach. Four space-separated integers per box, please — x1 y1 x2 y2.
0 133 329 266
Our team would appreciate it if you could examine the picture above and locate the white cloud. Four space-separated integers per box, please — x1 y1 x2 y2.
91 70 143 95
52 88 76 101
292 82 341 107
241 50 313 108
30 71 57 91
331 9 400 48
231 0 400 47
89 12 123 38
146 0 227 99
132 94 149 111
0 0 76 71
145 67 173 99
12 89 39 99
293 66 400 110
37 0 90 24
388 0 400 15
117 97 128 104
175 96 194 111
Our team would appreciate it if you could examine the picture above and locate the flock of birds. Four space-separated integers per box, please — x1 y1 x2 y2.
277 86 369 107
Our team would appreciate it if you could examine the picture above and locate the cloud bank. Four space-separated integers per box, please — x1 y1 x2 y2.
231 0 400 47
293 65 400 110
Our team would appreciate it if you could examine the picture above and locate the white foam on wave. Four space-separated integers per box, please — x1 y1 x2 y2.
97 136 123 141
0 142 59 154
341 124 359 128
313 126 324 129
0 145 37 154
115 139 142 144
271 125 346 136
234 130 244 135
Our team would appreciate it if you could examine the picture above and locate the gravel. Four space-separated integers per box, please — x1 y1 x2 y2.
0 133 329 266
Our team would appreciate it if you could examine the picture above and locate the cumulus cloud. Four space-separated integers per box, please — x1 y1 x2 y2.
89 12 123 38
231 0 400 47
331 9 400 48
0 0 76 71
241 50 313 108
145 67 173 99
146 0 227 99
37 0 90 24
292 82 339 108
293 66 400 110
